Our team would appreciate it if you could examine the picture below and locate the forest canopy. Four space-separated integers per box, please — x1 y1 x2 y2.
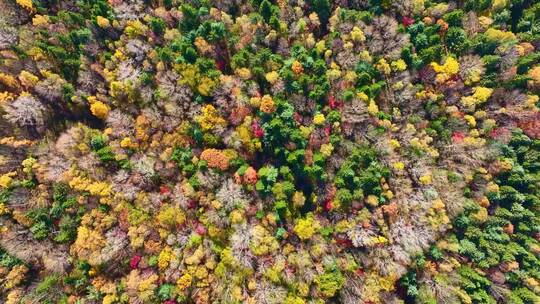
0 0 539 303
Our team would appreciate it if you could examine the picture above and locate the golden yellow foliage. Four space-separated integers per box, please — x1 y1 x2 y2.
196 104 226 131
0 172 17 188
90 101 110 119
177 273 193 290
259 95 276 114
265 71 279 83
96 16 111 28
294 214 320 240
0 73 19 88
18 71 39 87
16 0 33 10
313 113 326 125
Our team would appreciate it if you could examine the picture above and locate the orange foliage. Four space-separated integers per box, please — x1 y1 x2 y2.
200 149 231 171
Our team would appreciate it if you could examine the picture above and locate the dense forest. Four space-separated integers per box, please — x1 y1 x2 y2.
0 0 539 303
